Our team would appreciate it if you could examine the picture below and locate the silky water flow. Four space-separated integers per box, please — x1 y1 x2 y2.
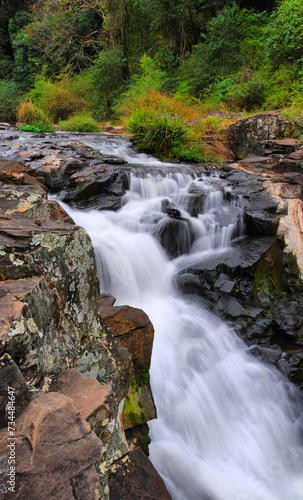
58 135 303 500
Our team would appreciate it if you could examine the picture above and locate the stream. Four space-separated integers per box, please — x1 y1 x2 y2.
57 134 303 500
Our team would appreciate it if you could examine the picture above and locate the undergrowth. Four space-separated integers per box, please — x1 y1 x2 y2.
59 112 100 132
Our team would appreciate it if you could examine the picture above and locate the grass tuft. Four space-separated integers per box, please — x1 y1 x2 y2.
59 112 100 132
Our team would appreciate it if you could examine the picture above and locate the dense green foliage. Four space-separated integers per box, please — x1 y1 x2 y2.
0 0 302 156
59 112 100 132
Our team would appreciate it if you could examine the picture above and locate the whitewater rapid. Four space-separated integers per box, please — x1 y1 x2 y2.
59 136 303 500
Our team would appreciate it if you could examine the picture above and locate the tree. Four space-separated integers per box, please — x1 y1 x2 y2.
90 46 126 116
266 0 303 68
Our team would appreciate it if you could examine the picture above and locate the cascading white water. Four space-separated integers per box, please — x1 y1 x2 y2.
59 139 303 500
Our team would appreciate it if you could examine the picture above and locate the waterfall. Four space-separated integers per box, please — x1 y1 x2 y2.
59 137 303 500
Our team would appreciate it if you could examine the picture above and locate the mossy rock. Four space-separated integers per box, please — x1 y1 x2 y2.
123 384 156 430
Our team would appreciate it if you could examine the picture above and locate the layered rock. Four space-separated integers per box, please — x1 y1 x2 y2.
0 392 104 499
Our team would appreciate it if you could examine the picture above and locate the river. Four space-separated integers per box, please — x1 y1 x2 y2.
58 134 303 500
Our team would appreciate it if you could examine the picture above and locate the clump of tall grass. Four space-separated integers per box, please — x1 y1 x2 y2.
17 100 54 132
59 112 100 132
127 109 187 157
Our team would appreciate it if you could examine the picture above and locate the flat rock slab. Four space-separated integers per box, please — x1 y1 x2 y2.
108 447 172 500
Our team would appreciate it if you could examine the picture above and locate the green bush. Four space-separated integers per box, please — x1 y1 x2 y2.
172 144 207 163
19 123 53 133
116 55 166 117
127 109 186 157
27 72 93 123
59 112 100 132
210 71 268 110
0 80 23 122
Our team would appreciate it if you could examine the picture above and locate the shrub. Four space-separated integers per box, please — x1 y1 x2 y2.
27 72 93 123
127 109 187 157
19 123 52 133
209 71 268 111
59 112 100 132
17 100 54 132
0 80 23 122
179 5 267 96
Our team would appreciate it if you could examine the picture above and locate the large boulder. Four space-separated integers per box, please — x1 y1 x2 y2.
0 392 103 499
99 301 157 434
227 112 303 159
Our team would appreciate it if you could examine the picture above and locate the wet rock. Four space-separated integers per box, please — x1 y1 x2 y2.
278 199 303 279
273 149 303 174
271 299 303 348
251 138 301 157
0 191 116 387
0 183 50 222
108 447 172 500
227 112 303 159
218 296 248 318
123 384 156 430
214 273 235 293
99 304 156 433
125 424 150 454
36 155 85 190
154 218 193 258
64 165 121 201
0 159 46 188
246 345 282 365
99 294 116 307
0 392 103 499
245 211 281 236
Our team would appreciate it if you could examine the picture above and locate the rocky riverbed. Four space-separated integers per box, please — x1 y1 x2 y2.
0 111 303 498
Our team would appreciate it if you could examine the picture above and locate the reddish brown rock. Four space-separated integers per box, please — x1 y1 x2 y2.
99 305 154 369
99 294 116 307
50 369 129 468
50 369 115 438
0 392 103 499
108 447 172 500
